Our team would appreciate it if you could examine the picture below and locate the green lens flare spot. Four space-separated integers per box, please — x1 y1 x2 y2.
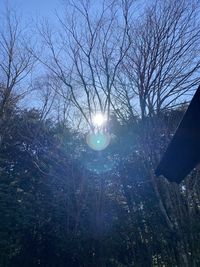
86 132 111 151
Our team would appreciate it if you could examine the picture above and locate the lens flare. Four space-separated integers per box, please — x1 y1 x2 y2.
86 132 110 151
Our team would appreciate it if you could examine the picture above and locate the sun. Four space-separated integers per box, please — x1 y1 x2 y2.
92 113 107 127
86 112 110 151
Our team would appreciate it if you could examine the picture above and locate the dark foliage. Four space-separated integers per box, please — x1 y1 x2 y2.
0 108 200 267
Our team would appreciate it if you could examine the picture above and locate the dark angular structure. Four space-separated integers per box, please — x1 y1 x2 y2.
155 86 200 183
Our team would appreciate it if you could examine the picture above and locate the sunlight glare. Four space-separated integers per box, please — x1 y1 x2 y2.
92 113 107 127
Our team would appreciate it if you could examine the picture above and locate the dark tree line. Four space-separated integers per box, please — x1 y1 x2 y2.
0 106 200 267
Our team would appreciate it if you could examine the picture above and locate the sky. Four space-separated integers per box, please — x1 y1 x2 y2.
1 0 148 20
1 0 61 18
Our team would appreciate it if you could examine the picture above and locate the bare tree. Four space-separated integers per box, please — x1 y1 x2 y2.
120 0 200 119
109 3 200 265
37 0 133 129
33 75 67 121
0 6 35 147
0 6 35 119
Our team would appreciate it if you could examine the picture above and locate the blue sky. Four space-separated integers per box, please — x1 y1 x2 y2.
1 0 61 19
1 0 148 19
